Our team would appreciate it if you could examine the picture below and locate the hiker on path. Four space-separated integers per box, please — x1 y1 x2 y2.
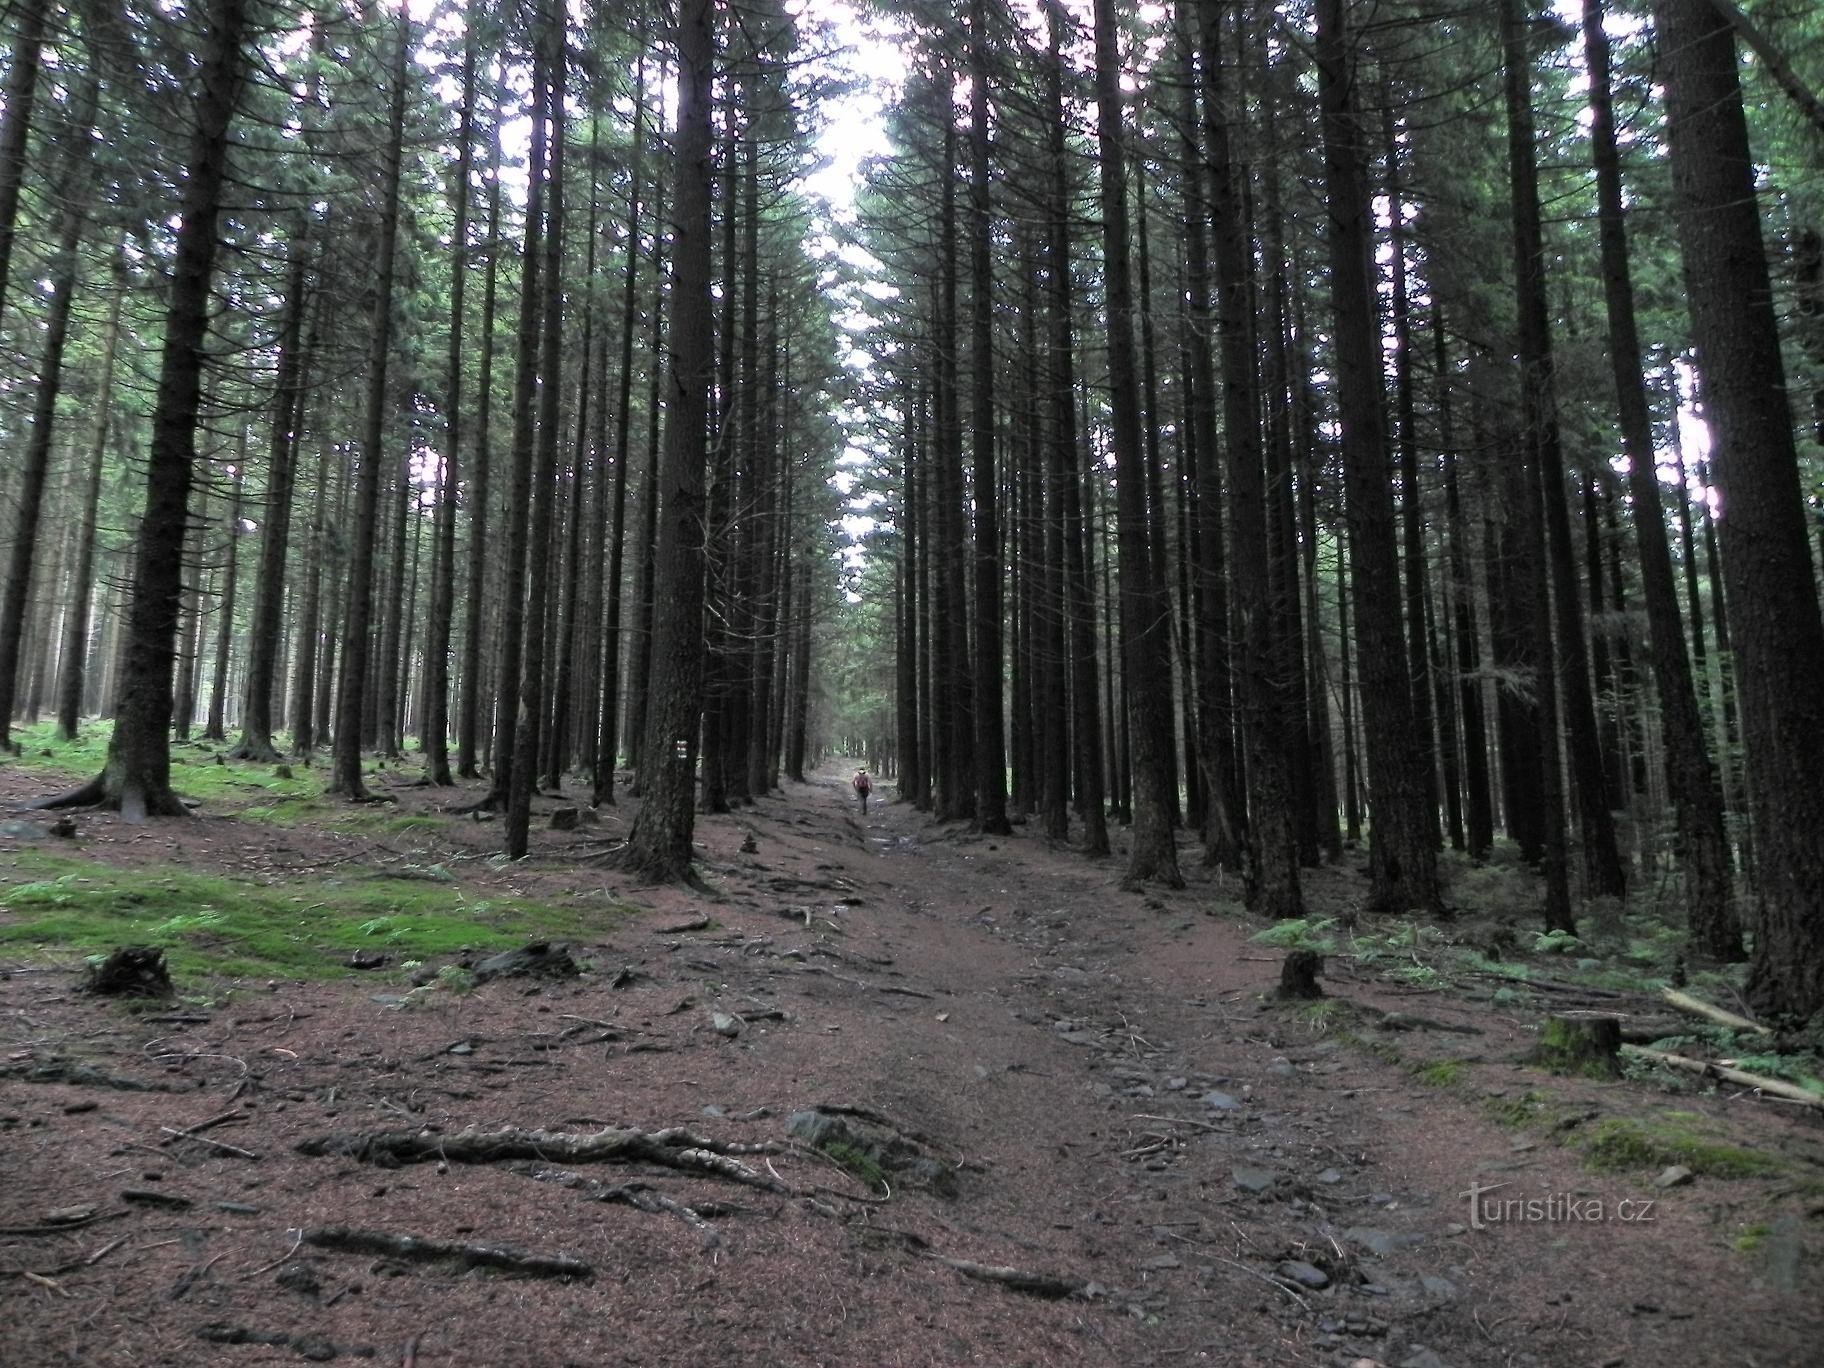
852 767 872 816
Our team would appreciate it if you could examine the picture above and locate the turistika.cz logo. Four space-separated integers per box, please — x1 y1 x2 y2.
1460 1181 1657 1231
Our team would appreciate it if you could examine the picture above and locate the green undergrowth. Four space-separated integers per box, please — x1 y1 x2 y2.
0 850 627 981
1 720 324 807
1578 1111 1780 1179
1411 1058 1468 1089
821 1140 890 1192
1480 1088 1783 1181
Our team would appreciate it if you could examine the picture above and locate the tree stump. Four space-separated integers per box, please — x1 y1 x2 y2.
84 946 173 998
1535 1013 1622 1078
550 807 580 831
1275 950 1325 1001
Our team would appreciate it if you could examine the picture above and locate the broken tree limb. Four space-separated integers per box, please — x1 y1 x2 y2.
296 1123 793 1193
1659 988 1772 1037
300 1226 592 1280
932 1255 1085 1299
159 1126 259 1160
1709 0 1824 141
1619 1045 1824 1111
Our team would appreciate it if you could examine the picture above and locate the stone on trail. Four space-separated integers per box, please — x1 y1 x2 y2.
711 1012 742 1038
1654 1164 1694 1189
1231 1166 1279 1194
1277 1260 1330 1290
1202 1090 1241 1112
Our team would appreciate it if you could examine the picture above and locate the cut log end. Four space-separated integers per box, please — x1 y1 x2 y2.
1535 1013 1623 1078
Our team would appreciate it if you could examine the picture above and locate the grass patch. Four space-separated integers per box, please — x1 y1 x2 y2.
821 1140 889 1192
1733 1222 1772 1255
1482 1089 1557 1129
1577 1112 1780 1179
0 852 628 981
1250 917 1338 953
0 720 327 809
1411 1059 1468 1089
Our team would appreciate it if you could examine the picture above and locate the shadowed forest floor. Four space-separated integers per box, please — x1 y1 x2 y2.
1 743 1820 1367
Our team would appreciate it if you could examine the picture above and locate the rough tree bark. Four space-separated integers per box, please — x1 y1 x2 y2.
1654 0 1824 1023
1093 0 1181 888
1315 0 1440 912
619 0 716 882
41 0 248 819
329 10 409 800
1583 0 1738 960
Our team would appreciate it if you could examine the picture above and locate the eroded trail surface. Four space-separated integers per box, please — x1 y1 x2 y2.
2 766 1819 1367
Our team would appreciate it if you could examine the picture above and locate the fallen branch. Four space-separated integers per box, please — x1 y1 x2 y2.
159 1126 260 1160
1620 1045 1824 1111
932 1255 1085 1299
297 1123 792 1193
301 1226 592 1280
1659 988 1771 1038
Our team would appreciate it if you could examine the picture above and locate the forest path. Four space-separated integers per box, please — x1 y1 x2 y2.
1 761 1818 1366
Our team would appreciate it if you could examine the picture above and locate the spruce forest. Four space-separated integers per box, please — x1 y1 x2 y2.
2 2 1823 1364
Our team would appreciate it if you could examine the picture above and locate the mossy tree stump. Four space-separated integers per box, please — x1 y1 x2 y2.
1275 950 1325 1001
1535 1013 1622 1078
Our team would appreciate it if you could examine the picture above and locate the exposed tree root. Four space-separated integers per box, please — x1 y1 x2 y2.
224 734 284 765
509 1163 731 1246
300 1225 591 1280
34 771 189 821
296 1123 793 1193
2 1060 178 1092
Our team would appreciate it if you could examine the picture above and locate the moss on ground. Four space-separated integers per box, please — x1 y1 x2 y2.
1577 1111 1780 1179
0 851 627 981
1411 1059 1468 1089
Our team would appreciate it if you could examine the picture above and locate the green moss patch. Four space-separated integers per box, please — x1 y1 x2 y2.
1412 1059 1468 1089
0 852 628 981
1578 1112 1779 1180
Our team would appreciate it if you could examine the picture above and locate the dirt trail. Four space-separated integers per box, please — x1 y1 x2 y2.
1 765 1819 1366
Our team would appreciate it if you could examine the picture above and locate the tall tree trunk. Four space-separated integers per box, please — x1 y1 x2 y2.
968 0 1011 835
424 16 479 787
458 133 504 779
507 13 565 859
1198 0 1299 914
291 444 331 755
596 58 655 806
1176 13 1241 869
57 256 126 740
229 237 308 762
1383 102 1440 848
1093 0 1181 887
44 0 248 819
1584 0 1737 958
204 454 245 741
1502 0 1626 901
0 75 98 745
620 0 715 881
1043 0 1107 855
1654 0 1824 1022
0 0 48 341
329 11 409 799
1314 0 1439 911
